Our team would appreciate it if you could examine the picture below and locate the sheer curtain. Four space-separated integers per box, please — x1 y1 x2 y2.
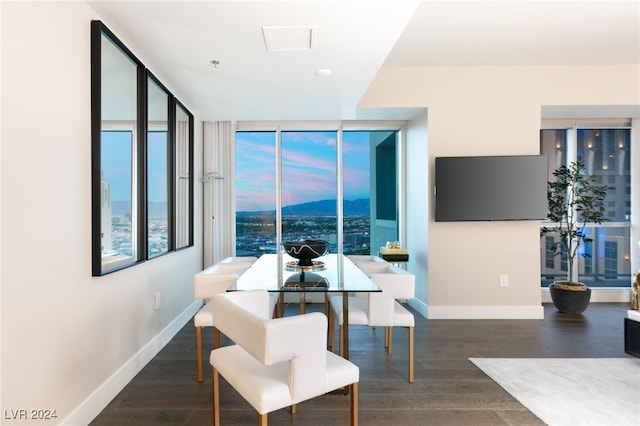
203 121 236 267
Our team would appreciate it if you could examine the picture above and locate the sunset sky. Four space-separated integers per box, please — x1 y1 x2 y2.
236 131 371 212
102 131 170 202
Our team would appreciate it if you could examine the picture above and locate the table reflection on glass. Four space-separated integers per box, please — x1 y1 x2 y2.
228 253 380 359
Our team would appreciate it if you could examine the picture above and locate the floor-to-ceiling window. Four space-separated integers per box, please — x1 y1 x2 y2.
235 124 402 257
235 131 277 255
281 131 338 250
540 125 632 288
342 131 373 255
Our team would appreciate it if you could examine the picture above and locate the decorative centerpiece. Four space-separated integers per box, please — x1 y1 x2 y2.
283 239 328 267
284 271 329 289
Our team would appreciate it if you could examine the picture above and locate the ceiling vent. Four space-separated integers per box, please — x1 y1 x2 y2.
262 26 316 52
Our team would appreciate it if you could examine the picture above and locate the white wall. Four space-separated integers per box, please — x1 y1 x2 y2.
1 2 203 424
363 65 640 319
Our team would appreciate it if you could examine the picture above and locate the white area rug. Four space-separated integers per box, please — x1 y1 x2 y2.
470 357 640 426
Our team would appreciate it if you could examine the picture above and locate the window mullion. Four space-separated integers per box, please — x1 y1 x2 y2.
137 65 147 262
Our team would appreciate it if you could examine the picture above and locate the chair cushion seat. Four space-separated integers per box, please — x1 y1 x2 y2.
392 301 415 327
329 295 370 326
211 345 291 414
194 302 214 327
324 350 360 391
329 295 414 327
211 345 358 414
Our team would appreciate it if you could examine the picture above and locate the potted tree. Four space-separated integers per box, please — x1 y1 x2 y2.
542 159 607 314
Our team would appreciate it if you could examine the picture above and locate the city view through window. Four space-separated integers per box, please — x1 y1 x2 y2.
235 131 379 257
101 130 170 261
101 130 134 259
540 127 632 288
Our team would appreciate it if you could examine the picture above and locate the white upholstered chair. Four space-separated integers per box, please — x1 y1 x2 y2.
210 290 360 426
193 262 253 382
346 255 387 266
328 264 415 383
219 256 258 264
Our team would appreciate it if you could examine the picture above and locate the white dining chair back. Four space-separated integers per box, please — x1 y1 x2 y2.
347 255 386 265
219 256 258 264
194 263 249 299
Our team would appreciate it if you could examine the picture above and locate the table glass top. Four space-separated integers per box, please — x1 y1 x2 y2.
230 253 380 293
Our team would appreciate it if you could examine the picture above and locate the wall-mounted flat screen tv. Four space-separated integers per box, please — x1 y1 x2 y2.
434 155 548 222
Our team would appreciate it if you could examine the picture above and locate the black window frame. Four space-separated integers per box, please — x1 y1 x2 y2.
91 20 193 276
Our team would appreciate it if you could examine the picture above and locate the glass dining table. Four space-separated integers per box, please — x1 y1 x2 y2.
228 253 381 360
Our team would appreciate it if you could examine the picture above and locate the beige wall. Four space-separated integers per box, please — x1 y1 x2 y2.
1 2 203 424
363 65 640 319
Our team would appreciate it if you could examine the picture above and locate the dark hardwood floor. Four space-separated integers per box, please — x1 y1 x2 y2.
90 302 631 426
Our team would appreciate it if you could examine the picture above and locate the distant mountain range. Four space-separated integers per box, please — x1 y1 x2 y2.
111 198 370 217
238 199 370 216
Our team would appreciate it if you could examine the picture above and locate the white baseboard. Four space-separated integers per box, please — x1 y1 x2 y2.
408 298 427 318
426 289 630 319
61 300 202 426
427 305 545 319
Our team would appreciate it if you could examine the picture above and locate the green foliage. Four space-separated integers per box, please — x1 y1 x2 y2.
541 159 607 284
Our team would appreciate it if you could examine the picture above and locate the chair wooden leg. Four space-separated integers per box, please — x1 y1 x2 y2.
197 327 203 383
339 324 345 358
212 368 220 426
386 327 393 354
214 327 221 349
350 382 358 426
299 292 305 314
324 294 329 316
276 293 284 318
258 413 267 426
408 326 414 383
290 404 296 414
328 307 335 351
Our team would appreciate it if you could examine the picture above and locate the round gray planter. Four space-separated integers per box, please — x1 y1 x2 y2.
549 283 591 314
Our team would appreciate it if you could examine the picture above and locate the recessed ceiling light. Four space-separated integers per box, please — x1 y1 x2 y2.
315 68 332 77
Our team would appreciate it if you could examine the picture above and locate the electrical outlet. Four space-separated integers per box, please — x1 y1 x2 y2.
499 274 509 288
154 292 161 310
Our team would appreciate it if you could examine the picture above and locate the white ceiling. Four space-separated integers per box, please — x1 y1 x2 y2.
87 0 640 122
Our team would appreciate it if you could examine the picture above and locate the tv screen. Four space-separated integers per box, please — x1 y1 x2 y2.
434 155 548 222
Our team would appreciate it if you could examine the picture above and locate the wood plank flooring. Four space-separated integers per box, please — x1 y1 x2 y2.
90 302 631 425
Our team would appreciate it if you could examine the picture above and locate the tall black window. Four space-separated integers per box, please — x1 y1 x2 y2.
91 21 193 275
